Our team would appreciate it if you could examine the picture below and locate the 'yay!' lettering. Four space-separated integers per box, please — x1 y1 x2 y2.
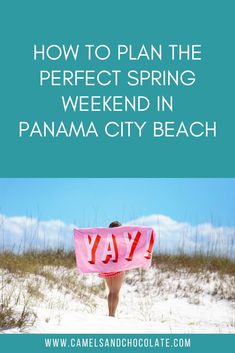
74 226 156 273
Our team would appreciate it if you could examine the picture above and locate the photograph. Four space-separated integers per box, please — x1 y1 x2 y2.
0 178 234 334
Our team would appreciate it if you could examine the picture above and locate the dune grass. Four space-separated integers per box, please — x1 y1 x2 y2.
152 254 235 275
0 302 36 330
0 249 76 275
0 249 234 275
0 250 75 330
1 249 234 330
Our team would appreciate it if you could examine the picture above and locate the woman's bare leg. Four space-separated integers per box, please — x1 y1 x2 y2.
105 273 125 317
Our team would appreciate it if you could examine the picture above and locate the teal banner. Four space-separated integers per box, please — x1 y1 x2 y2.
1 0 234 177
0 334 235 353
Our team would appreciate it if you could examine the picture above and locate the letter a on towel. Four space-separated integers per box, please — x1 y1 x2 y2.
74 225 156 273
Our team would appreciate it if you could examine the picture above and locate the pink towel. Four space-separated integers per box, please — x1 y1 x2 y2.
74 226 156 273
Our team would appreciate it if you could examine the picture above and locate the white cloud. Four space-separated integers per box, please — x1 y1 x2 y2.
0 213 75 252
0 213 234 257
126 214 235 258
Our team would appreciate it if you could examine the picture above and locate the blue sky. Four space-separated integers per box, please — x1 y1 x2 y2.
0 178 234 227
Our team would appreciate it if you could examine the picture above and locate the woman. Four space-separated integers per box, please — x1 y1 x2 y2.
99 221 125 317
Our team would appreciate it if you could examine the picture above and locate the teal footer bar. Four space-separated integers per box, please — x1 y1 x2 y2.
0 334 234 353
